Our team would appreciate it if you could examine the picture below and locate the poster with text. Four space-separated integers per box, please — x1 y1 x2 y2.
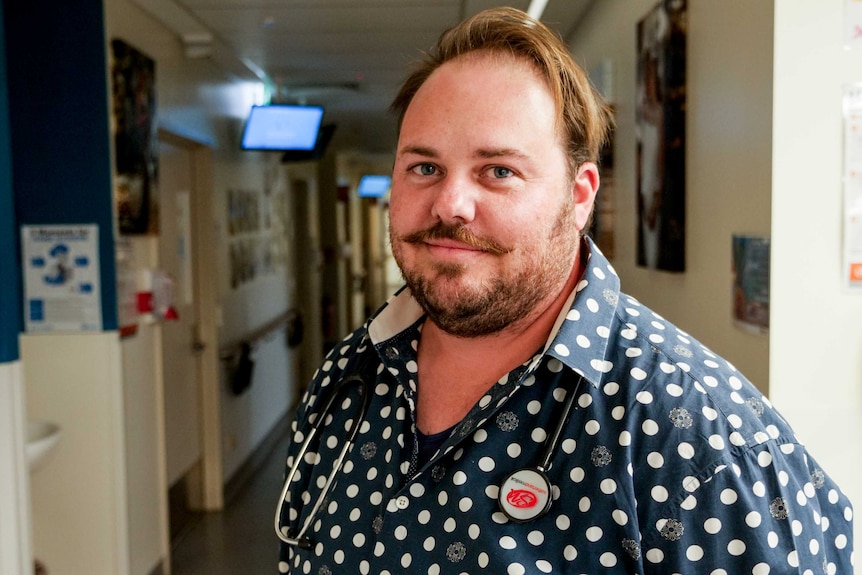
21 225 102 333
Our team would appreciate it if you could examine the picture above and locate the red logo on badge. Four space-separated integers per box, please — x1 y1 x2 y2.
506 489 538 509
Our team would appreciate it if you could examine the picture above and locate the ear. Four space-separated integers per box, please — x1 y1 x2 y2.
572 162 600 231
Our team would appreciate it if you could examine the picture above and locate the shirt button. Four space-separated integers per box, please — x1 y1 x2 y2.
395 496 409 510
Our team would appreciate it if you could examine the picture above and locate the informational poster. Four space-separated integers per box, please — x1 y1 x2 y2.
21 224 102 332
732 235 770 334
843 84 862 290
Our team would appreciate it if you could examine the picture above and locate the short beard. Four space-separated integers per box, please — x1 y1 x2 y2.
394 203 579 338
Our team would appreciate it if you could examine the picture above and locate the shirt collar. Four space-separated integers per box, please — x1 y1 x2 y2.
367 236 620 389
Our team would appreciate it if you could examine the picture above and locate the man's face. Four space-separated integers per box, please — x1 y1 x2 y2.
389 52 596 338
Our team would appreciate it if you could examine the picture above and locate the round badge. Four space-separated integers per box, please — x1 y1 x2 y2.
498 467 552 522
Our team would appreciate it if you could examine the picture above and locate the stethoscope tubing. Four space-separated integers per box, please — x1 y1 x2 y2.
275 371 372 547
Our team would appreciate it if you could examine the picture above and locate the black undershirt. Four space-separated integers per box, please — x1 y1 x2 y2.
416 425 456 467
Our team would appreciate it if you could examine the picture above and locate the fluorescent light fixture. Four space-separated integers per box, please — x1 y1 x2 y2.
527 0 549 20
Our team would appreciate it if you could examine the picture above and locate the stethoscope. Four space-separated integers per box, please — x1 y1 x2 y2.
274 347 583 547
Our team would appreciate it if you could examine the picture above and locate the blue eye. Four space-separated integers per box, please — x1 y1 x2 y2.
492 166 513 178
415 164 436 176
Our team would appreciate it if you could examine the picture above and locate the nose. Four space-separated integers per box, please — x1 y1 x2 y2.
429 175 476 224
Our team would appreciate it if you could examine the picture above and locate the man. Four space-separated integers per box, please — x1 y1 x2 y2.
278 7 852 574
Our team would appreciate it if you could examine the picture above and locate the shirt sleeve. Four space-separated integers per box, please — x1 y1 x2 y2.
639 439 853 574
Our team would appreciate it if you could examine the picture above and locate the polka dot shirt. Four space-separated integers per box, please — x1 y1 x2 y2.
278 237 853 574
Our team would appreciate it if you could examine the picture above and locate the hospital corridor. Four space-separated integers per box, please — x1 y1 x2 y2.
2 0 862 574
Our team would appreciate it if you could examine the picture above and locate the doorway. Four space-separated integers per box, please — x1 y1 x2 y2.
157 130 222 544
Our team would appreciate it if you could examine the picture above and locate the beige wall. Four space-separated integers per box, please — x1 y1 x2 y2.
573 0 860 553
771 0 862 554
570 0 773 389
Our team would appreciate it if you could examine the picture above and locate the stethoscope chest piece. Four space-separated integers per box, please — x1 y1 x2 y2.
498 467 553 522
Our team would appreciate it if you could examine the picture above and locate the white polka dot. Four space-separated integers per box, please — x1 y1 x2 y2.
647 452 665 468
790 520 802 536
586 526 603 542
661 363 678 375
500 535 517 550
459 497 473 512
680 494 698 510
704 518 722 534
727 414 743 428
651 485 669 502
600 478 617 494
585 420 601 435
599 552 617 567
631 368 648 380
576 335 591 348
527 530 544 546
645 548 664 563
757 451 773 467
636 391 654 404
507 443 522 457
787 550 799 567
727 539 746 556
353 533 366 547
720 489 738 504
767 531 779 548
478 457 495 472
678 442 695 459
753 563 771 575
619 430 632 446
553 343 570 357
536 560 553 573
612 509 628 525
507 562 525 575
702 406 718 420
423 536 435 551
836 534 848 549
611 406 625 420
642 420 659 435
686 545 704 561
746 511 762 528
563 545 578 560
752 481 766 497
708 435 726 450
578 497 591 512
556 514 571 530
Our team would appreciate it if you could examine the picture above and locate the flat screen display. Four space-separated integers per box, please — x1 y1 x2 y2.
357 175 392 198
240 105 324 151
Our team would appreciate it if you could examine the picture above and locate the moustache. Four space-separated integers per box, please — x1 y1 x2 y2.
400 223 511 256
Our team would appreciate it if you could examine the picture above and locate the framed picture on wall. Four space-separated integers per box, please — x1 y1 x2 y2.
110 39 159 235
635 0 686 271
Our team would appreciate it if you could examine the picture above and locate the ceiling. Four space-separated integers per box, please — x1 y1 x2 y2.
134 0 597 154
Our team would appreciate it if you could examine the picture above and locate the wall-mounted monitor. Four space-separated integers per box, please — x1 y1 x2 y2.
281 124 337 163
357 175 392 198
240 104 324 151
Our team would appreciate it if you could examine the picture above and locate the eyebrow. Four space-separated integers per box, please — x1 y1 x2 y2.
397 145 529 160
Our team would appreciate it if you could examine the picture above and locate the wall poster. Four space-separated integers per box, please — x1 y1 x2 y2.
21 225 102 333
732 235 770 334
636 0 687 271
111 39 159 235
844 83 862 290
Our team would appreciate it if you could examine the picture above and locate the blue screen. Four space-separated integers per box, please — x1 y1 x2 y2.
241 105 324 151
357 175 391 198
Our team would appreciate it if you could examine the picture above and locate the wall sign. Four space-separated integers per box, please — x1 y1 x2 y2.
844 84 862 290
21 224 102 332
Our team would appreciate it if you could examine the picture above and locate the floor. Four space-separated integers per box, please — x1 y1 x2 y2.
170 432 288 575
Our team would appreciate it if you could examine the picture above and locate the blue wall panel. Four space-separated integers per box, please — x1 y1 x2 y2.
0 1 21 361
4 0 117 331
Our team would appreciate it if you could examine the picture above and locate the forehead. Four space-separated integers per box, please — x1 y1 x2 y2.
400 51 560 142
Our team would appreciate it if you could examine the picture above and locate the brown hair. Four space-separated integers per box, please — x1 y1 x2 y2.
390 6 613 173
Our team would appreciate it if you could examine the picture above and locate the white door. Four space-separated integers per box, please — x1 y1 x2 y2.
158 139 202 488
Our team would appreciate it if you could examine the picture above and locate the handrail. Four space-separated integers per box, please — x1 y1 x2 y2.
218 308 298 361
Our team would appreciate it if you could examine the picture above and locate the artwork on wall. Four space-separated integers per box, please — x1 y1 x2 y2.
732 235 770 334
110 39 159 235
635 0 686 271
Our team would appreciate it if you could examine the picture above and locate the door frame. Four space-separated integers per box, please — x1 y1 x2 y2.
157 129 223 511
